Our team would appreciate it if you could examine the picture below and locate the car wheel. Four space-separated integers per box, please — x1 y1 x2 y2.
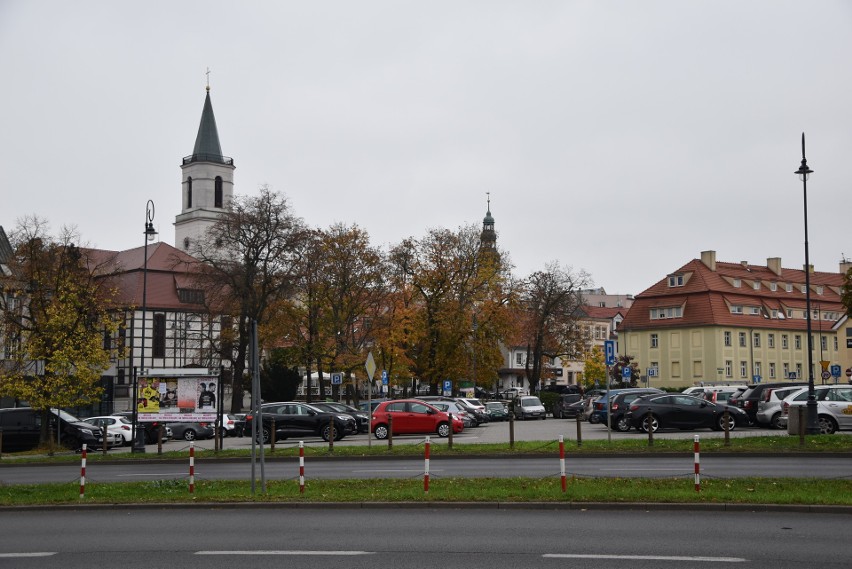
256 426 271 444
436 422 451 437
615 416 631 432
717 414 737 432
374 424 389 440
588 413 601 424
641 414 659 433
321 424 337 442
183 429 197 441
818 415 838 435
769 413 782 430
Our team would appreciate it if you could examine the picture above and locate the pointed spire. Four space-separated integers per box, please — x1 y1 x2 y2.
192 88 224 162
483 191 494 225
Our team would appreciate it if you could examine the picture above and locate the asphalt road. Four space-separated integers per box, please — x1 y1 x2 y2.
0 507 847 569
2 455 850 485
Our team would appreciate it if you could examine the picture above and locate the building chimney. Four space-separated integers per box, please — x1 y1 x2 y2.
767 257 782 276
841 259 852 275
700 250 716 271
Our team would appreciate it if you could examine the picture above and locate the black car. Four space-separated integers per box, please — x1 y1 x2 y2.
246 402 357 443
552 393 583 419
608 388 665 431
0 407 103 452
166 421 216 441
736 382 806 425
626 394 749 432
309 402 371 433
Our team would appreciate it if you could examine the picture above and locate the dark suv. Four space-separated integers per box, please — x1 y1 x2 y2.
737 382 806 425
246 402 357 443
552 393 583 419
609 388 664 431
0 407 103 452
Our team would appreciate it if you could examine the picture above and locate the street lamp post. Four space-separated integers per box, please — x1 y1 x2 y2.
795 133 819 435
132 200 158 452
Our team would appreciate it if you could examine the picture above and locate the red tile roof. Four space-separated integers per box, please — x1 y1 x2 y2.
621 256 843 333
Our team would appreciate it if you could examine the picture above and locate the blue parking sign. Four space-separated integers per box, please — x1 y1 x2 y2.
605 340 616 366
622 367 631 380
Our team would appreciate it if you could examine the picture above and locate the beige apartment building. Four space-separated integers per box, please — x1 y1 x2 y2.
620 251 850 389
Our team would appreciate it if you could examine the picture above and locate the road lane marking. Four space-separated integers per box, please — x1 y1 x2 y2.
544 554 745 562
352 469 444 473
598 468 685 471
117 473 187 477
196 550 374 556
0 553 57 558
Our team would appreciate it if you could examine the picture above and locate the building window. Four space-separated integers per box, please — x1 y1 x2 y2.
796 363 802 379
750 306 761 315
768 333 775 348
753 281 760 290
783 363 789 378
733 278 741 287
668 275 684 287
740 361 748 378
754 361 761 378
739 332 747 347
816 285 823 295
821 336 828 351
731 305 743 314
153 313 166 358
785 283 793 292
178 289 205 304
215 176 223 208
725 360 732 378
724 331 731 347
835 336 839 351
794 335 801 350
787 309 793 318
753 333 761 348
769 362 776 379
650 334 659 348
515 353 523 366
782 334 788 349
186 177 192 208
770 282 777 291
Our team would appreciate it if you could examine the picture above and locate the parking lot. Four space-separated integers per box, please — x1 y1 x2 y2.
124 414 795 454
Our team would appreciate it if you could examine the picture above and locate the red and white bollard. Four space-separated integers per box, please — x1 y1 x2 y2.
559 435 566 493
79 444 87 499
299 441 305 494
694 435 700 493
189 442 195 494
424 436 431 494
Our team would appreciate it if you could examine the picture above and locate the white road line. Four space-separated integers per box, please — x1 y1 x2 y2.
196 550 374 556
117 473 187 477
0 553 57 558
544 553 746 562
352 469 443 473
597 468 685 471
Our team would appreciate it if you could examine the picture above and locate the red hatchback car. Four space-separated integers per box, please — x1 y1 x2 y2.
371 399 464 439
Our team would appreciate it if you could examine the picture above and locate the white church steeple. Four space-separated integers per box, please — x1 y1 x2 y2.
174 82 235 251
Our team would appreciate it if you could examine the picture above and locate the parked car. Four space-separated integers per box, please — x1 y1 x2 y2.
83 415 135 446
166 421 216 442
511 395 546 420
111 411 173 443
370 399 464 439
246 402 357 443
687 386 745 405
626 394 749 432
454 398 489 425
780 385 852 434
429 401 476 428
588 388 662 426
232 413 247 437
552 393 583 419
309 402 371 433
755 386 804 429
0 407 103 452
736 382 807 424
608 388 664 431
485 401 509 421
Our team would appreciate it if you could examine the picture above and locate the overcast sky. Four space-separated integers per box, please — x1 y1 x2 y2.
1 1 850 295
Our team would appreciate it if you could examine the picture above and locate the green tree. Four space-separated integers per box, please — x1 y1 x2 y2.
610 354 641 388
259 348 301 402
582 345 607 390
841 265 852 317
0 218 122 444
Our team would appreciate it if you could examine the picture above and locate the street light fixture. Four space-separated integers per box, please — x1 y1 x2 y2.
794 133 819 435
132 200 158 452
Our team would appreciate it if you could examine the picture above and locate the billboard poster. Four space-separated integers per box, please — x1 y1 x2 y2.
137 373 218 422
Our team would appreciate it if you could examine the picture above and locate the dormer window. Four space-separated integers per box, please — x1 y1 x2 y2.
733 279 741 288
816 285 824 295
731 305 743 314
750 307 761 315
770 282 777 291
178 289 205 304
785 283 793 292
668 274 684 287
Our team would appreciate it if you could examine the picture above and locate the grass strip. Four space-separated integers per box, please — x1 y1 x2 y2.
2 477 850 507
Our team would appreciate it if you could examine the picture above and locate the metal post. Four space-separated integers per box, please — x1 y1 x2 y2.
795 134 819 434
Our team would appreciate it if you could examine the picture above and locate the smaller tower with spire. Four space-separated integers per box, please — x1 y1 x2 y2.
174 79 235 251
479 192 498 260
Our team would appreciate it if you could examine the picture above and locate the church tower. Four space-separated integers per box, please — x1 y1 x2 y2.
174 85 235 251
479 192 498 259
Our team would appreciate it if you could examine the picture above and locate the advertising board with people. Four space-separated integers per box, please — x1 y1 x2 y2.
136 369 219 422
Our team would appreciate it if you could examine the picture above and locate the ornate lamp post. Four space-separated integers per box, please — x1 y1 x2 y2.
794 133 819 435
132 200 158 452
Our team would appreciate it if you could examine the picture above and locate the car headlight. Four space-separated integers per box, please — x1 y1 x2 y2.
80 428 94 436
337 414 352 422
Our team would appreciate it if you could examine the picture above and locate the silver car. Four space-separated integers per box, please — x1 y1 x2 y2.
780 385 852 434
756 386 804 429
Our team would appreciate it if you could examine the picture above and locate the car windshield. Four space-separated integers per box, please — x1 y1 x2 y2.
521 397 542 407
466 399 483 407
52 409 82 423
486 402 504 410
